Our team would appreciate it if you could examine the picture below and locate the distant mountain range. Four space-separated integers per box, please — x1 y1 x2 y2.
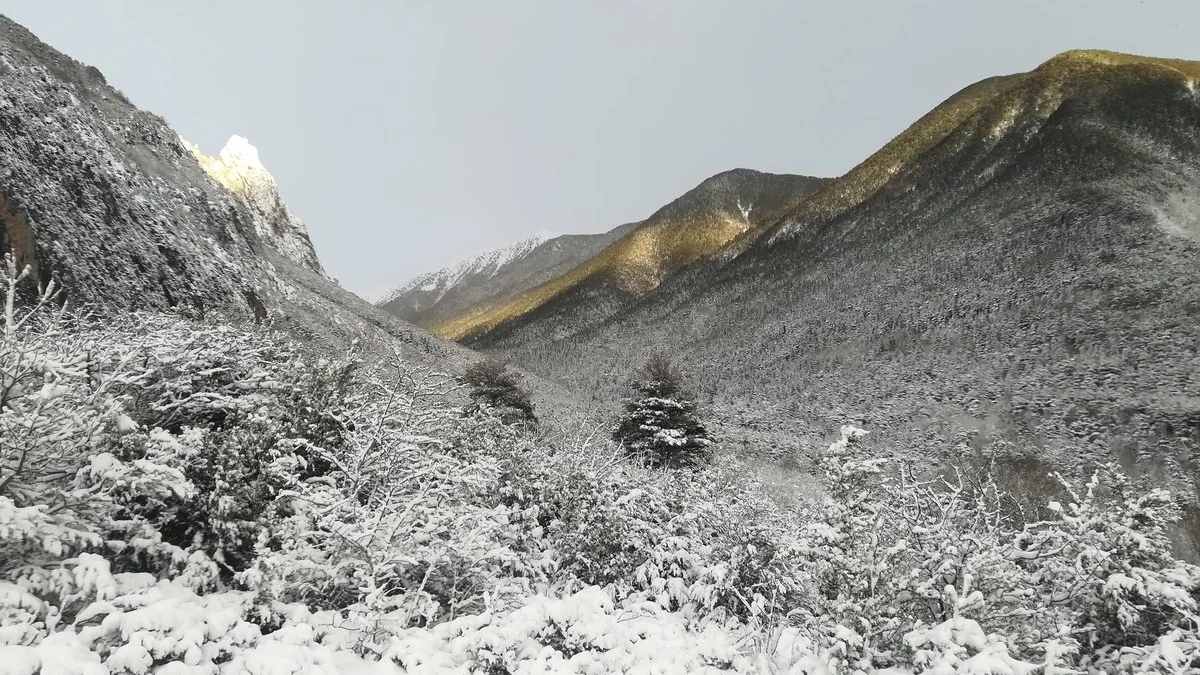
381 169 827 338
378 228 640 328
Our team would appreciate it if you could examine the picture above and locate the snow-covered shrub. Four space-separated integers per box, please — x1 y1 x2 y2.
2 261 790 673
0 256 227 652
1011 465 1200 673
799 424 1200 674
497 440 807 628
11 252 1195 673
459 359 538 428
241 370 545 632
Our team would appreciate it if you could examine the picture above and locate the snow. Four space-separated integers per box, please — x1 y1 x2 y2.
378 232 554 306
217 135 265 172
3 266 1199 675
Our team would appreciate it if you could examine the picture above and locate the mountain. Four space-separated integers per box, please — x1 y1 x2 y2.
472 50 1200 551
417 169 826 341
382 234 553 317
379 223 646 329
379 224 642 329
183 135 325 275
0 14 487 379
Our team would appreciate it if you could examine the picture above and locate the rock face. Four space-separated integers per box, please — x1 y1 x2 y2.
184 135 325 275
0 14 484 382
0 15 328 315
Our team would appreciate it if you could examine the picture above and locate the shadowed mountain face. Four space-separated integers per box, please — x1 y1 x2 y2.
423 169 826 342
0 15 483 377
475 51 1200 547
0 15 322 313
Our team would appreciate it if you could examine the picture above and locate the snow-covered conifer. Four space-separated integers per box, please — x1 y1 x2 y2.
613 355 714 469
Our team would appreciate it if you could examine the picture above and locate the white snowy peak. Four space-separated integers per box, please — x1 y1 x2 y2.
380 233 553 305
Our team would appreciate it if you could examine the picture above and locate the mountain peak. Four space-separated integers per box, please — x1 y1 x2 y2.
216 134 266 174
763 49 1200 245
184 135 274 200
1037 49 1200 79
184 135 324 274
379 233 553 308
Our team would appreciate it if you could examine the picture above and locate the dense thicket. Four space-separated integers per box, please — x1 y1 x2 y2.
1 260 1196 674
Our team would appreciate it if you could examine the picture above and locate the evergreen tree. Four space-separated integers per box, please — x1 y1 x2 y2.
459 359 538 427
613 355 713 469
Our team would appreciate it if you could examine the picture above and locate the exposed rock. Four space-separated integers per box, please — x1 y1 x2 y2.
184 135 325 274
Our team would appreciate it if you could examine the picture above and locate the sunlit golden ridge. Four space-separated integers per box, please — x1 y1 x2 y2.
435 50 1200 342
433 213 747 340
764 49 1200 241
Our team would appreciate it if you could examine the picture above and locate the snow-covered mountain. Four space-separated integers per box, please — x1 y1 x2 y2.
384 233 552 306
379 170 827 335
0 13 474 374
469 50 1200 557
378 223 646 329
379 233 552 316
429 169 827 341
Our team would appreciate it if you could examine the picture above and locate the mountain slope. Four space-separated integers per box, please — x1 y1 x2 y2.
379 223 642 329
477 50 1200 547
760 49 1200 244
432 169 826 342
0 14 493 383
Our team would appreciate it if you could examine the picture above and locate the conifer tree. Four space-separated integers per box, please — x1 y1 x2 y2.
613 355 713 468
459 359 538 428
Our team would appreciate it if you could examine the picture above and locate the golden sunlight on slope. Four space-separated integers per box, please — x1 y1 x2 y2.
435 50 1200 342
764 50 1200 242
432 214 746 340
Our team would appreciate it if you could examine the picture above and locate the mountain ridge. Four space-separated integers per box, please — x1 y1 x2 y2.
429 168 828 341
759 49 1200 246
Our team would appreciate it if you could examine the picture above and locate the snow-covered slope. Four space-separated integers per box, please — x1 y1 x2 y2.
0 13 481 377
383 233 552 308
381 230 628 326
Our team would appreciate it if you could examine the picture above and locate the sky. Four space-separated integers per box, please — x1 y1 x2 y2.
4 1 1199 298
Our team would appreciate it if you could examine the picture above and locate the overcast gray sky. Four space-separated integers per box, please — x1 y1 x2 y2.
4 1 1199 297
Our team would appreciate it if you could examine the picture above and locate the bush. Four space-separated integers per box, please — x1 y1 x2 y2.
5 255 1198 674
788 424 1200 674
459 359 538 428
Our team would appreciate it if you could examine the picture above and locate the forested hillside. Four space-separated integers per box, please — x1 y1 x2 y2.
473 52 1200 563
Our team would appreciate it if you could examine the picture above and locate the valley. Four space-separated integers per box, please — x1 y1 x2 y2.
389 50 1200 556
2 12 1198 674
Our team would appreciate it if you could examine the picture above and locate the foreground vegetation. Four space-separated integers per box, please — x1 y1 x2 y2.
1 257 1197 674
